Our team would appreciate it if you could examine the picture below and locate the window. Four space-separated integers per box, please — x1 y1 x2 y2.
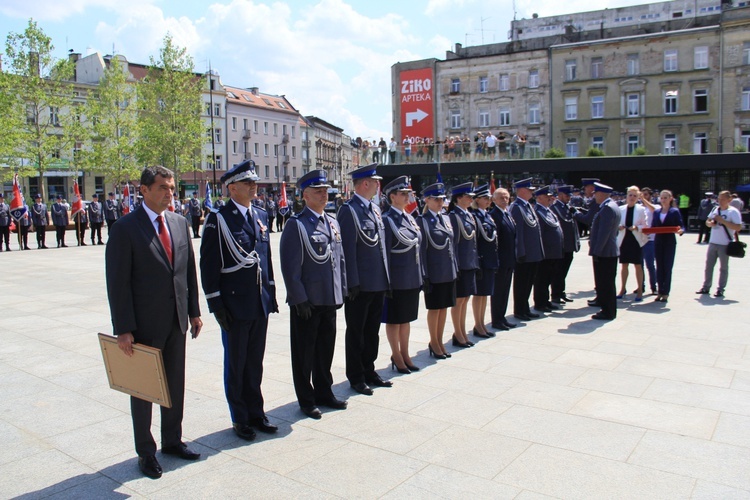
293 167 297 178
214 128 222 143
741 130 750 151
528 103 540 124
274 165 279 178
264 165 269 178
565 97 578 120
664 49 678 72
451 78 460 93
565 138 578 157
253 120 259 133
743 42 750 65
214 103 221 116
627 93 640 117
273 123 278 136
243 118 248 130
592 136 604 150
282 125 287 136
694 88 708 112
254 143 259 155
499 106 511 126
664 133 677 155
591 95 604 119
694 46 708 69
263 122 268 134
528 70 539 88
499 74 509 91
292 146 296 158
205 103 211 116
693 132 708 154
273 145 279 157
664 90 678 114
49 107 60 126
450 109 461 129
479 109 490 127
627 54 640 76
742 87 750 111
479 76 488 93
215 156 222 170
627 135 640 154
528 140 541 158
591 57 603 79
243 141 249 154
291 126 296 138
231 117 237 130
565 60 577 81
264 144 269 156
232 141 237 154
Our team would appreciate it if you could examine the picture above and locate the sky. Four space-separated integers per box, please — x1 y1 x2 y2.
0 0 660 142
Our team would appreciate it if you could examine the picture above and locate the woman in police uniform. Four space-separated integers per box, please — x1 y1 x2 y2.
470 184 498 338
448 182 479 348
418 183 457 360
382 176 422 374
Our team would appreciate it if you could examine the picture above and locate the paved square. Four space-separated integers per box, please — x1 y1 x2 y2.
1 232 749 498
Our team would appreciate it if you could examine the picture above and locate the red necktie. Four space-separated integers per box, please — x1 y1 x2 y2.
156 215 173 264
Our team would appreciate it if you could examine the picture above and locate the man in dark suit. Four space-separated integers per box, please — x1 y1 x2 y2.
200 160 279 440
532 186 564 313
105 166 203 479
550 185 581 304
489 187 516 330
509 178 544 322
188 192 202 238
30 193 49 249
588 182 620 320
280 170 348 419
337 163 390 395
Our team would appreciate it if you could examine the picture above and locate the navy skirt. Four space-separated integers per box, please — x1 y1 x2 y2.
424 281 456 310
455 269 477 298
382 288 420 324
474 268 496 296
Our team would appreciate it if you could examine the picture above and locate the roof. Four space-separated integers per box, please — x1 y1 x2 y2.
224 85 299 116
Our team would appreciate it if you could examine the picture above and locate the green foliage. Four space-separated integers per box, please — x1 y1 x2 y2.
136 34 205 184
1 19 76 182
81 55 141 189
585 147 605 157
631 147 648 156
543 147 566 158
734 145 748 153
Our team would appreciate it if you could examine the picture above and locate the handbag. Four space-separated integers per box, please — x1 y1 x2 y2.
722 223 746 258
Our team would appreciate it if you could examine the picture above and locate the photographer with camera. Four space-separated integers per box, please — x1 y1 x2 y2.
696 191 743 298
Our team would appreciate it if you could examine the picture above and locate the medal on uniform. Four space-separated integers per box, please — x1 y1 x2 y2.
257 219 267 235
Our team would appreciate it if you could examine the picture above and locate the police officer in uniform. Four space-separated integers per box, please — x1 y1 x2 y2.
550 185 580 304
448 182 479 348
18 204 31 250
337 163 391 395
0 193 10 251
489 187 516 330
588 183 620 320
470 184 498 338
280 170 348 419
573 178 601 306
188 192 202 238
51 195 69 248
104 192 120 231
265 196 276 232
200 159 279 440
172 194 182 216
509 178 545 321
31 194 50 249
200 160 278 441
75 205 88 246
88 194 105 245
214 194 226 209
532 186 563 312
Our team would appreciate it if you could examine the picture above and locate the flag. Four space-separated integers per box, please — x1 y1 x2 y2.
9 173 27 222
405 182 418 214
122 184 130 214
278 181 289 215
204 182 213 210
490 172 496 194
71 180 84 216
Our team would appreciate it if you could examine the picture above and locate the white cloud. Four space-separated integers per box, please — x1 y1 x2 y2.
0 0 117 21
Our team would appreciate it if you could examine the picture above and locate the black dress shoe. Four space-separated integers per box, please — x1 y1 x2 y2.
587 300 601 307
405 363 420 371
562 296 574 303
366 375 393 388
316 397 348 410
527 312 540 318
351 382 374 395
513 314 531 321
232 422 257 441
162 443 201 460
534 305 552 313
591 313 615 321
300 405 322 419
546 302 560 310
250 416 278 433
485 330 496 337
472 328 490 338
138 455 163 479
551 298 565 305
503 320 518 329
491 323 510 331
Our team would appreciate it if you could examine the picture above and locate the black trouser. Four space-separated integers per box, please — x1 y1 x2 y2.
593 256 618 319
106 218 117 230
36 226 46 247
20 225 29 249
697 220 709 243
221 316 268 425
191 216 201 238
276 213 284 232
0 225 9 249
75 220 86 245
551 251 575 300
513 261 538 316
534 258 561 308
131 323 185 457
90 222 103 243
345 290 385 385
290 305 337 408
268 215 275 232
389 151 396 164
55 226 67 246
490 266 513 325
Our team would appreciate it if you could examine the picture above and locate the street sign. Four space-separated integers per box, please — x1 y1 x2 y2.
399 67 434 140
182 184 198 191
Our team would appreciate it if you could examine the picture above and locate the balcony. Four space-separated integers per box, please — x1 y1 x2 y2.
281 134 290 144
242 130 252 139
282 155 290 164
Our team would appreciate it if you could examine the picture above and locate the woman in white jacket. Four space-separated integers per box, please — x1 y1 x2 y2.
616 186 649 302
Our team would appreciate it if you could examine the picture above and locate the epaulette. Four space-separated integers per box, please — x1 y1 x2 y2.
253 205 267 213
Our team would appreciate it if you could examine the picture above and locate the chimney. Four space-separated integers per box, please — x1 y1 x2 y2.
69 52 81 63
250 87 259 95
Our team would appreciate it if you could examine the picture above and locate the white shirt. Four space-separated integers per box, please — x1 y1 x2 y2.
354 193 372 210
708 206 742 245
142 203 170 237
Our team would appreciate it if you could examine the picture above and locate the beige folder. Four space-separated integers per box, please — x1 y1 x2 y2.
98 333 172 408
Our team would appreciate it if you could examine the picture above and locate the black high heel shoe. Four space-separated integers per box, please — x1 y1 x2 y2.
472 328 490 338
452 335 471 348
390 357 411 374
405 363 420 372
428 344 447 360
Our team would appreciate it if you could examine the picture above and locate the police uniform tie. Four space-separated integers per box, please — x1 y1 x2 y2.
156 215 172 264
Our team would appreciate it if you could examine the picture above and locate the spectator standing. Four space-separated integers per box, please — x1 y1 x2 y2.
651 190 685 303
378 138 387 165
696 192 716 244
696 190 743 298
388 137 397 164
30 193 49 249
0 193 10 251
730 193 744 212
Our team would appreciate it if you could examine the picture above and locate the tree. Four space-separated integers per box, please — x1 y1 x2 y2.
1 19 76 188
81 55 141 191
543 147 565 158
137 34 205 184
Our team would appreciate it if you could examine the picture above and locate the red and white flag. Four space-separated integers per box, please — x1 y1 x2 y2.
279 181 288 209
71 180 84 216
122 185 130 215
9 173 27 222
405 182 418 214
490 172 496 194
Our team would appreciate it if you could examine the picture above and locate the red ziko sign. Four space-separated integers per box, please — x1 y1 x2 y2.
399 67 434 140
